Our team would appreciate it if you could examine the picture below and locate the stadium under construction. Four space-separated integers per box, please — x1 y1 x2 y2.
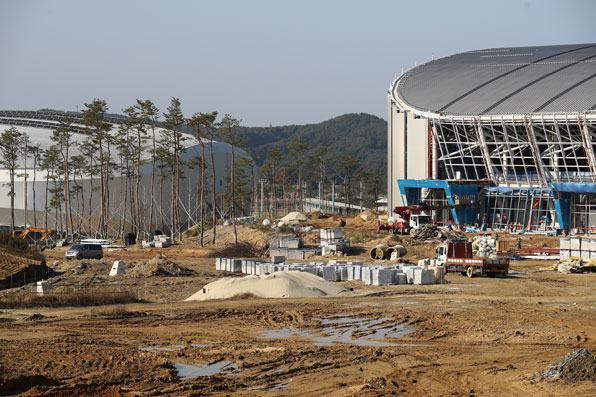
388 43 596 234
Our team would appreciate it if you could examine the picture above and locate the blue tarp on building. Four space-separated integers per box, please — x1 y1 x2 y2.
551 183 596 194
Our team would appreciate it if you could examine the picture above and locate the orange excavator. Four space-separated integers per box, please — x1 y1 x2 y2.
12 227 53 246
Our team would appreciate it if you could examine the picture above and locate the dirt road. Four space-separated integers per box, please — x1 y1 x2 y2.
1 254 595 396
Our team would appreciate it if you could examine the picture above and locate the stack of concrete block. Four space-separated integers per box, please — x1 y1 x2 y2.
413 268 435 285
561 237 596 261
559 238 570 260
405 266 421 284
392 271 407 285
154 235 172 248
320 228 351 255
570 237 581 258
361 266 373 285
371 268 396 285
214 258 438 285
322 266 339 281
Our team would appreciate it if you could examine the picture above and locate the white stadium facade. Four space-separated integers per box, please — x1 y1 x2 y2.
388 43 596 234
0 110 245 236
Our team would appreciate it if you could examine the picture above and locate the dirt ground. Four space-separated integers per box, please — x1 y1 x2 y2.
1 218 595 396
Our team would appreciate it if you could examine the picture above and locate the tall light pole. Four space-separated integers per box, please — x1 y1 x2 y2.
332 181 335 214
259 178 266 218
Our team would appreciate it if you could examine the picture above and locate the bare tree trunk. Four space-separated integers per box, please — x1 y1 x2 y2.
88 172 94 237
209 139 217 244
199 144 206 247
33 152 37 226
149 128 156 235
231 146 237 245
9 169 15 232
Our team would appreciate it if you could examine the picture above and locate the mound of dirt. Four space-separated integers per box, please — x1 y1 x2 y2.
281 212 309 222
131 254 192 276
185 271 350 301
543 349 596 382
210 242 265 258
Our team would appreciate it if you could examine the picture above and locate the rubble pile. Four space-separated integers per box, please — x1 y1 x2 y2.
554 257 596 274
411 224 465 242
542 349 596 382
472 236 497 258
131 254 192 276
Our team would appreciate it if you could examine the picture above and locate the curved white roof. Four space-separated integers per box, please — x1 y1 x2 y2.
0 110 237 168
392 43 596 117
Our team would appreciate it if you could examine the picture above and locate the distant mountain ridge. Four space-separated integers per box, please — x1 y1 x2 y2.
237 113 387 190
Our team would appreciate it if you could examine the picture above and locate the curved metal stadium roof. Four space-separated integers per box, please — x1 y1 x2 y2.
0 110 236 169
392 43 596 117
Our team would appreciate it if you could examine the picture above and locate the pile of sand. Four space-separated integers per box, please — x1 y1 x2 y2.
185 271 350 301
131 254 192 276
280 212 309 222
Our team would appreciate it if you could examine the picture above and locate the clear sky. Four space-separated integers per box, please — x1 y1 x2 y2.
1 0 594 126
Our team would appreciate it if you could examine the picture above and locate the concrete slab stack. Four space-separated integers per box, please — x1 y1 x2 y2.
392 272 407 285
372 268 395 285
320 228 351 254
214 257 438 285
405 266 420 284
413 268 435 285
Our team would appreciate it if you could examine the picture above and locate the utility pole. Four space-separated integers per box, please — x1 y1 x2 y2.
318 181 321 213
360 181 363 211
259 178 266 218
332 181 335 214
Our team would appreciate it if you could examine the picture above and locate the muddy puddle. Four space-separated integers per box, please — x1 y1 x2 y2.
174 361 243 379
255 314 416 347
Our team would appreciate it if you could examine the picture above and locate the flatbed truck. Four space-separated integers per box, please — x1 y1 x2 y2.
434 239 509 278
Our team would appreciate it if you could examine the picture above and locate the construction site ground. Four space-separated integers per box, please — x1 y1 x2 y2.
1 214 595 396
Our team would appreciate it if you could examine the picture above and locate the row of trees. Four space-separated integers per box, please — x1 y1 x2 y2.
0 98 247 245
0 101 382 245
258 139 383 218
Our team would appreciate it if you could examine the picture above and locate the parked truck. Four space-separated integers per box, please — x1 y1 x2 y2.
378 205 432 235
433 239 509 278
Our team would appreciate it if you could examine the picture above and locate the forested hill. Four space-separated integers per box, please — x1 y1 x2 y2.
236 113 387 190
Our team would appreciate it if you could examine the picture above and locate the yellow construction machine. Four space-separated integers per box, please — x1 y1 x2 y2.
12 227 53 246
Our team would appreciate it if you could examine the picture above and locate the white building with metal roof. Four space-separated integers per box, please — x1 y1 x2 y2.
0 110 248 236
388 44 596 233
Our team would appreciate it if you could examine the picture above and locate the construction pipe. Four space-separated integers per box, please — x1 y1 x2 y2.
369 245 388 260
386 245 407 260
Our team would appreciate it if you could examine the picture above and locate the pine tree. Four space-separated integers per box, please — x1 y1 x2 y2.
162 98 187 241
187 113 208 246
218 115 242 244
82 99 111 237
29 143 42 227
52 117 75 237
0 127 24 232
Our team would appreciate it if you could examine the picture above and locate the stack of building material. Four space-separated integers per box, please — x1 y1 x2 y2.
371 268 397 285
413 268 435 285
214 258 439 285
560 237 596 261
472 236 496 258
404 266 421 284
320 228 351 255
269 236 322 260
142 234 172 248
